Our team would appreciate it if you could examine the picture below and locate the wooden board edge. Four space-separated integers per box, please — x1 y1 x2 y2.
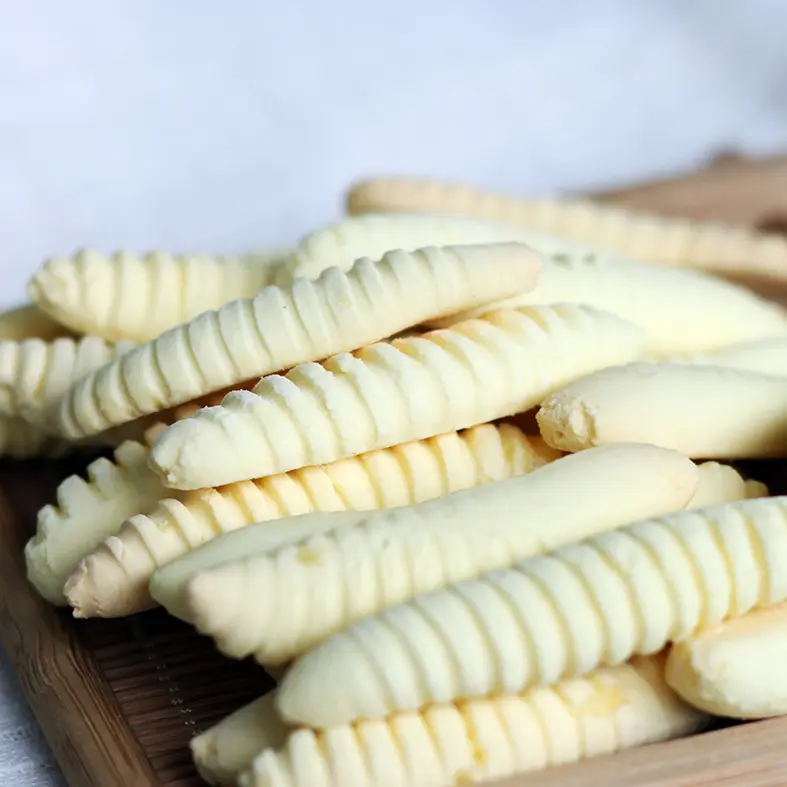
0 467 161 787
493 716 787 786
594 153 787 226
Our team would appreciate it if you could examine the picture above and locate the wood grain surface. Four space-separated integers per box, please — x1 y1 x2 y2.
3 156 787 787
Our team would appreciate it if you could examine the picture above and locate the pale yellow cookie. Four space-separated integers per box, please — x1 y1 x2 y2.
537 362 787 458
25 426 169 605
0 303 71 341
184 443 698 666
430 254 787 354
29 247 292 342
688 462 768 509
0 336 135 424
56 243 542 439
661 335 787 376
282 212 604 281
275 495 787 727
65 424 550 618
241 656 704 787
147 304 644 490
191 692 291 787
666 602 787 718
346 177 787 282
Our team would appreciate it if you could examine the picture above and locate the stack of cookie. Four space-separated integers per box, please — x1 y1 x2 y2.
9 176 787 787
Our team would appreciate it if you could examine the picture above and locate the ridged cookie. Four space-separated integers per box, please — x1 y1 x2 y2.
431 254 787 354
346 177 787 282
29 247 292 341
56 243 542 439
0 336 135 424
148 304 644 489
184 444 698 665
242 656 703 787
276 495 787 726
66 424 550 618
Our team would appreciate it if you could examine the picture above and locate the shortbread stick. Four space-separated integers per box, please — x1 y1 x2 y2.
345 177 787 282
68 424 548 618
148 304 644 490
56 244 542 440
275 495 787 727
537 362 787 458
0 303 71 341
281 212 603 282
144 425 552 620
243 656 704 787
29 247 292 342
0 415 64 458
185 444 698 665
192 692 291 787
688 462 768 510
0 336 135 424
665 602 787 718
661 335 787 377
430 255 787 354
24 386 239 605
25 428 171 605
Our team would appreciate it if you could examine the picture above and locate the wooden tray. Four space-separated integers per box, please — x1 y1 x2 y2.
5 156 787 787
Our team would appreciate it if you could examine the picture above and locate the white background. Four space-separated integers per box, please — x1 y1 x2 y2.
1 1 787 783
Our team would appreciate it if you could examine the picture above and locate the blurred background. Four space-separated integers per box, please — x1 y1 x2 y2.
2 1 787 783
3 0 787 311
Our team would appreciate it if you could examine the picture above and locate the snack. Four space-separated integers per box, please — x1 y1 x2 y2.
537 362 787 457
0 336 135 424
29 247 292 342
184 443 698 665
430 254 787 354
281 212 608 281
191 692 291 787
67 424 547 618
148 304 644 489
0 303 70 341
688 462 767 509
665 602 787 718
275 496 787 727
25 429 169 605
345 177 787 282
662 335 787 376
56 243 542 439
242 656 704 787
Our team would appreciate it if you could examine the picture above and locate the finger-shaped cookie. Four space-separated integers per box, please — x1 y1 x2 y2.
0 336 135 424
23 387 237 605
431 255 787 354
275 495 787 727
25 428 170 605
346 177 787 282
191 692 291 787
0 303 71 341
688 462 768 509
66 423 549 618
665 602 787 718
282 212 601 282
537 362 787 458
56 243 542 440
242 656 703 787
29 247 292 342
662 335 787 376
148 304 644 490
183 444 698 665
